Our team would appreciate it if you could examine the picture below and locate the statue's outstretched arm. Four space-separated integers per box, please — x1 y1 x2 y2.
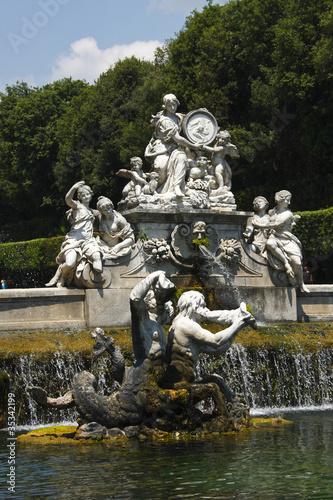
199 307 238 325
173 131 201 150
26 386 75 409
195 304 256 354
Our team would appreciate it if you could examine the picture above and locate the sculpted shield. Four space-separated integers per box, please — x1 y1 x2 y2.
182 108 218 145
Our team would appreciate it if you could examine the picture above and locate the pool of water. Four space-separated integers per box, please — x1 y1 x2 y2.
1 409 333 499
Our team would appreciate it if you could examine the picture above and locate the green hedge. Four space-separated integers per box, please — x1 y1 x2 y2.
293 208 333 283
0 236 64 287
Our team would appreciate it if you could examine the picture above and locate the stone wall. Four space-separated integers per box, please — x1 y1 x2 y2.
0 285 332 330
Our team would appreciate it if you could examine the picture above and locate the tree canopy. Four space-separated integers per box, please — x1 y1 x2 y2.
0 0 332 241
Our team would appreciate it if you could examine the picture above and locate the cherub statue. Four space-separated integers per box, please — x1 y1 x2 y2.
46 181 102 287
203 130 239 190
116 157 148 201
187 155 211 182
141 171 159 195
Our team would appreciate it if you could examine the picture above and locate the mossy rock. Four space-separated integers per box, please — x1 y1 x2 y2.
17 425 78 444
251 417 294 426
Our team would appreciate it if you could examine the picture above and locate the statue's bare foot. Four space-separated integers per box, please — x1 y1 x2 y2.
56 278 66 288
285 264 295 278
45 276 58 287
45 266 63 287
300 284 310 293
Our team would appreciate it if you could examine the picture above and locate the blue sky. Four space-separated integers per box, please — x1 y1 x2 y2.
0 0 227 93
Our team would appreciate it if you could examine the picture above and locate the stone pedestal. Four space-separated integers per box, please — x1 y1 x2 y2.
122 207 276 289
85 288 132 327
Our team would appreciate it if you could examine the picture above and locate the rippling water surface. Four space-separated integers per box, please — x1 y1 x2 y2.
1 409 333 499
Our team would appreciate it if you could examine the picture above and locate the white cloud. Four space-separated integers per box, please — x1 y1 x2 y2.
50 37 163 83
148 0 210 12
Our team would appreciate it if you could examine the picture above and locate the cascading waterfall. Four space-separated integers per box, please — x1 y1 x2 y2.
1 351 114 426
1 341 332 426
198 342 333 410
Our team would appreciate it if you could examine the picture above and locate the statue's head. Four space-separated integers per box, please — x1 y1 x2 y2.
144 289 175 322
97 196 114 217
130 157 143 171
162 93 180 110
216 130 231 144
192 221 207 240
153 274 176 306
253 196 269 212
149 172 159 181
77 184 93 202
177 291 206 318
144 290 157 313
275 190 291 204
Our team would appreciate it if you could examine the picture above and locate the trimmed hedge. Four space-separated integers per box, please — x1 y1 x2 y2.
0 208 332 287
294 208 333 283
0 236 64 287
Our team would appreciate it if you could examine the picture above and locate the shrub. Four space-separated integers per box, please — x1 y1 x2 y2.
0 236 64 287
294 208 333 283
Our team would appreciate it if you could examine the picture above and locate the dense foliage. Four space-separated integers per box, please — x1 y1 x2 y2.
0 236 64 287
0 0 332 242
294 208 333 283
164 0 333 210
0 80 87 240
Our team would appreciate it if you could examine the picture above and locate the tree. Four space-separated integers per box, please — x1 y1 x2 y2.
1 1 333 243
0 79 88 240
53 57 168 203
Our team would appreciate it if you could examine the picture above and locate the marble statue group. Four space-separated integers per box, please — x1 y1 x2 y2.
244 190 310 293
118 93 237 210
46 180 135 288
46 92 309 293
30 93 312 438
